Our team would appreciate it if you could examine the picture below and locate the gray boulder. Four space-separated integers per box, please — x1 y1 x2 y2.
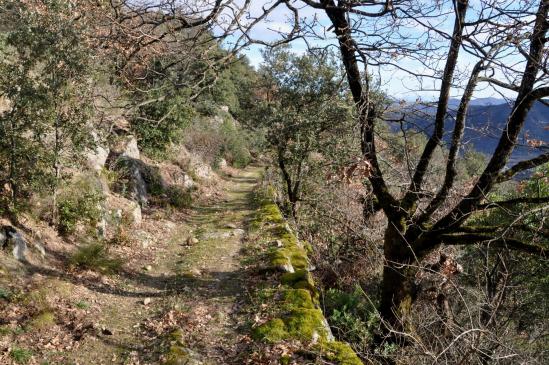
120 135 140 160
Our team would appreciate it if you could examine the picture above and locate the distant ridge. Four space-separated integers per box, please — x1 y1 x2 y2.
389 100 549 167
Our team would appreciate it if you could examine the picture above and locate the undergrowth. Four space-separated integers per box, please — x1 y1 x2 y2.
69 242 121 274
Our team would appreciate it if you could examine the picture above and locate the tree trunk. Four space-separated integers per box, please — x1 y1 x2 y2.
52 116 60 225
379 224 417 337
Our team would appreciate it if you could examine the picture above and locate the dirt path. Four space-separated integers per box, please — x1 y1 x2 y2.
68 166 262 364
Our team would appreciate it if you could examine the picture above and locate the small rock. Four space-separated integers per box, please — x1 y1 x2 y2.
274 239 283 247
277 259 295 273
219 158 228 169
225 223 237 229
130 203 142 226
186 236 199 245
231 229 245 237
143 297 151 306
143 265 152 271
182 268 202 278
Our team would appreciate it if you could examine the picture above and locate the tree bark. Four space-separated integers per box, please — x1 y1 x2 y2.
379 223 417 335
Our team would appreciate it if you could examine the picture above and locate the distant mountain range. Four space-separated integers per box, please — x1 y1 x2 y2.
392 98 549 167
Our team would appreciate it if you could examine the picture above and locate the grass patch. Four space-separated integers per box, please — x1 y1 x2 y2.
10 347 33 364
75 300 90 309
0 325 11 336
28 311 55 329
69 242 121 274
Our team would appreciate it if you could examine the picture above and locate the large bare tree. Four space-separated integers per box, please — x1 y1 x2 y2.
224 0 549 337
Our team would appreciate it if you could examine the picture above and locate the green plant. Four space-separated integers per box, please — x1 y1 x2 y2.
0 287 12 301
57 178 104 235
69 242 121 274
10 347 33 364
132 90 195 155
0 325 11 336
165 185 193 209
75 300 90 309
323 287 378 346
220 120 252 168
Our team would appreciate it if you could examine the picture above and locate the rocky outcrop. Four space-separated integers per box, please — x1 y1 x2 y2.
85 132 110 171
1 226 45 262
190 158 213 180
117 135 140 160
159 164 195 189
109 136 149 207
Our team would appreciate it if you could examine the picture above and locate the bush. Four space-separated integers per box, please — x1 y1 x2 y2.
220 120 251 168
69 242 121 274
132 91 195 155
57 177 104 236
194 99 219 117
323 286 378 347
165 185 193 209
58 192 103 236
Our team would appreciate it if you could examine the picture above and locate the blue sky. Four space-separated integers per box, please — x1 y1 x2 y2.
220 0 534 101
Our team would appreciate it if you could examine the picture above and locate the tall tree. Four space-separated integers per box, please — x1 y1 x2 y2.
228 0 549 338
0 0 93 220
249 47 354 219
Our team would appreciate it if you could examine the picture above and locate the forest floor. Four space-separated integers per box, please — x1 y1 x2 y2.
0 166 264 365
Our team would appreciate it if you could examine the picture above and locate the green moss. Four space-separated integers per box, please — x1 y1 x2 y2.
165 329 192 365
260 204 285 223
285 308 327 340
281 270 316 294
253 318 287 342
28 311 55 329
270 243 308 270
320 341 363 365
282 289 315 310
250 184 361 364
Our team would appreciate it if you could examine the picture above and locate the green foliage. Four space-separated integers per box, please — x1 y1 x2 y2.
75 300 90 310
165 185 193 209
133 90 195 155
0 0 93 213
10 347 33 364
0 287 12 301
323 287 378 347
69 242 121 274
246 47 355 217
57 182 104 235
197 55 258 117
459 164 549 353
183 116 253 168
219 120 251 168
194 100 219 117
